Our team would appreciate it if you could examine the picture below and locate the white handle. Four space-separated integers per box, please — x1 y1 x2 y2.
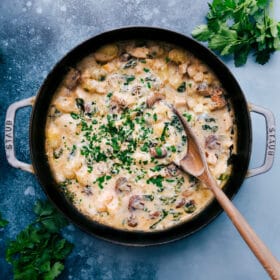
246 103 276 178
5 97 35 173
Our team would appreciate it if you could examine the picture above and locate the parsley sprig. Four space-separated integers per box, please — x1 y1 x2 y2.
0 212 8 228
192 0 280 66
6 201 73 280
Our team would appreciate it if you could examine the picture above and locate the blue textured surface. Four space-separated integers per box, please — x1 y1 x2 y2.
1 1 280 279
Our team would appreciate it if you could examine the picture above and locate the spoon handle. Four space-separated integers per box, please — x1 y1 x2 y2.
205 174 280 280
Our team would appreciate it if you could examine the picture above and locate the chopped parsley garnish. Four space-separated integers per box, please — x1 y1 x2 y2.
140 142 150 152
155 147 163 157
205 117 216 123
150 210 168 229
177 81 186 92
165 57 170 63
170 115 183 132
124 75 135 85
146 175 165 191
99 75 106 81
0 212 8 228
218 173 229 181
202 124 218 133
107 92 113 98
183 112 192 122
150 165 163 172
70 112 79 120
81 145 107 162
94 175 112 189
169 145 177 153
160 123 169 141
153 113 158 122
143 68 150 72
184 200 196 213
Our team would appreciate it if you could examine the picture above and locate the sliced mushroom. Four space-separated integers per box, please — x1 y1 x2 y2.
64 68 81 90
115 177 131 193
84 103 92 114
94 44 119 63
81 185 93 196
150 147 167 158
176 198 186 208
131 85 142 96
210 86 223 96
120 53 132 62
48 105 61 119
149 211 161 219
110 94 127 113
168 49 188 64
205 135 221 150
196 82 210 96
127 214 138 227
182 190 193 198
128 195 145 211
149 45 164 57
166 163 179 177
210 94 226 111
127 47 149 58
146 92 164 108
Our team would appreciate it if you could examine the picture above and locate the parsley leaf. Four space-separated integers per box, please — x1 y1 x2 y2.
0 212 8 228
192 0 280 66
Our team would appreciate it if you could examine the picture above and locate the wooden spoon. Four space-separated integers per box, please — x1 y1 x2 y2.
173 107 280 280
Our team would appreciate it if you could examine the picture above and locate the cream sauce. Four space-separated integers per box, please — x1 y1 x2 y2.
45 40 236 231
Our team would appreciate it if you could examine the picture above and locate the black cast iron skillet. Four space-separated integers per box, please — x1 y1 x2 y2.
4 27 276 246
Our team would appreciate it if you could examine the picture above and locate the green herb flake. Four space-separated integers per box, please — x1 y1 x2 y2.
143 68 150 73
202 124 218 132
0 212 8 228
184 200 196 214
99 75 106 81
140 142 150 152
95 175 112 189
155 147 163 157
177 81 186 92
150 165 163 172
160 123 169 141
107 92 113 98
183 112 192 122
218 173 229 181
153 113 158 122
146 175 165 191
124 75 135 85
170 145 177 153
150 210 169 229
70 112 79 120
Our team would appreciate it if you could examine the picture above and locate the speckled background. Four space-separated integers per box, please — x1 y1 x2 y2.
1 1 280 279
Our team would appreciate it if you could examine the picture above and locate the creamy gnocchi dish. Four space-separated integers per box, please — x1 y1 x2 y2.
45 40 236 231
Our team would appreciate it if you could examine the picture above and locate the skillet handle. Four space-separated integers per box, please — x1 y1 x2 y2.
5 97 35 173
246 103 276 178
